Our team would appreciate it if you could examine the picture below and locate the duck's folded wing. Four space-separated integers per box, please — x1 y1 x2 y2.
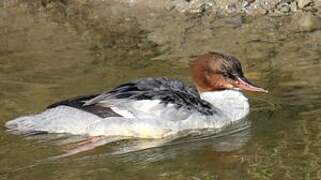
47 94 122 118
84 77 219 116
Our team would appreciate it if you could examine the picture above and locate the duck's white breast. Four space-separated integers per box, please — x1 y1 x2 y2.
200 90 250 121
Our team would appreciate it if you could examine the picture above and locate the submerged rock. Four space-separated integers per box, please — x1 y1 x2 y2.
290 12 321 32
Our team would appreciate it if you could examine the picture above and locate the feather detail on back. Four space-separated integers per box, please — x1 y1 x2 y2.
84 77 219 116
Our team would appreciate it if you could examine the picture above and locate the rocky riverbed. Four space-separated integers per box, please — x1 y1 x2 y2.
33 0 321 15
2 0 320 61
142 0 321 16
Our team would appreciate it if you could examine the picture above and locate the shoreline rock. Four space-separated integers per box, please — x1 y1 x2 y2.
125 0 318 16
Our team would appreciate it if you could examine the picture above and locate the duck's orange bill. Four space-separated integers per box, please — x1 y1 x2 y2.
235 77 268 93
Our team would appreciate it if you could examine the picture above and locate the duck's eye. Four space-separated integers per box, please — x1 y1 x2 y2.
222 72 231 78
222 72 237 80
222 73 229 77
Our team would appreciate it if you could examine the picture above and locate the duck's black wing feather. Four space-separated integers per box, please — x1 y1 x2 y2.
47 94 121 118
84 77 218 116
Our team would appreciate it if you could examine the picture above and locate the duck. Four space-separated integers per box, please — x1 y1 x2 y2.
5 51 268 138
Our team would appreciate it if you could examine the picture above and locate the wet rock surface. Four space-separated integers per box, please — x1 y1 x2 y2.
1 1 320 62
290 12 321 32
126 0 319 16
1 0 320 61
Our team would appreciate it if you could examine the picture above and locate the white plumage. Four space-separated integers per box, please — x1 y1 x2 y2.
6 90 249 138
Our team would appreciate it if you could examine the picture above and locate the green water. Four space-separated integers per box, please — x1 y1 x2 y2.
1 1 321 180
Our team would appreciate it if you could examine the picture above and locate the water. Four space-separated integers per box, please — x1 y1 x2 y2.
1 1 321 179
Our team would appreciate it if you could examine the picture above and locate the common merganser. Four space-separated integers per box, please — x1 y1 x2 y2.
5 51 267 138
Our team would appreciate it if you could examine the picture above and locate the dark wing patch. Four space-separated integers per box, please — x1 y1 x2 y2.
47 94 121 118
85 77 219 116
48 94 98 109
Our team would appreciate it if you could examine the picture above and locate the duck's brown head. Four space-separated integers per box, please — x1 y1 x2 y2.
191 51 268 93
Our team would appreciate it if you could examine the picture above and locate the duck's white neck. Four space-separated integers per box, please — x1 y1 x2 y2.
200 90 250 121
